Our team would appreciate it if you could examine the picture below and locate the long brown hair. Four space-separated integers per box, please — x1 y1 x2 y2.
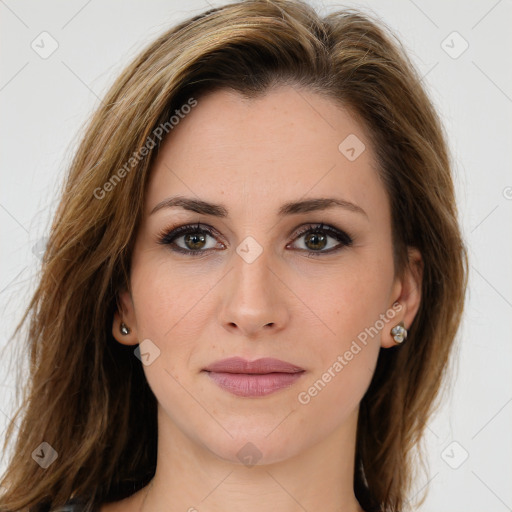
0 1 468 511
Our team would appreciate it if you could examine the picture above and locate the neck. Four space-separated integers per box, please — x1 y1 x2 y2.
139 405 365 512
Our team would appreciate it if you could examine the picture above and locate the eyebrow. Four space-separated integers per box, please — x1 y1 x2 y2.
150 195 368 219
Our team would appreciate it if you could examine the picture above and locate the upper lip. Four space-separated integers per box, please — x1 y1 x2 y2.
203 357 304 374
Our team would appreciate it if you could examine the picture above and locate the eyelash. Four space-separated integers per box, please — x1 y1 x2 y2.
156 222 354 258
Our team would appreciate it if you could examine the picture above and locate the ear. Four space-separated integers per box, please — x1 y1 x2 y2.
382 246 423 348
112 288 139 346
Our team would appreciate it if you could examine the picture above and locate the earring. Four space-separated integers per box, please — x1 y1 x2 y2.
120 322 131 336
391 321 407 344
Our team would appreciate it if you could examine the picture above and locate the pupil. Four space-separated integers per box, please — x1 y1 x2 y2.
306 232 326 250
185 233 205 250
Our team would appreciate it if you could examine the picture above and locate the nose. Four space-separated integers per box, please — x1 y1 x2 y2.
218 249 289 338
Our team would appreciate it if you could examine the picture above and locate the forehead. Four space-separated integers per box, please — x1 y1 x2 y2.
145 85 387 222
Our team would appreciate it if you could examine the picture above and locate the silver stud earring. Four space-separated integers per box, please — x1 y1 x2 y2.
391 321 407 344
120 322 131 335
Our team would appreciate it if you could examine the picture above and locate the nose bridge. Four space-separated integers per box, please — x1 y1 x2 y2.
231 240 275 305
219 238 288 335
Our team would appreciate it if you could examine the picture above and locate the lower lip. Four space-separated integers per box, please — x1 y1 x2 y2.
204 371 304 397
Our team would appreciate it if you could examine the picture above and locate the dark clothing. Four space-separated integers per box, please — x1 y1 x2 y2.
46 497 99 512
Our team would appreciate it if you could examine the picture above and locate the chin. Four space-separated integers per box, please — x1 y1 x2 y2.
200 426 308 467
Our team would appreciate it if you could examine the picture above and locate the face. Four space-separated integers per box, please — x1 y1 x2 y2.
114 85 422 465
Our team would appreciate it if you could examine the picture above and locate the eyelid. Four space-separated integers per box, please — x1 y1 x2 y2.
288 222 352 244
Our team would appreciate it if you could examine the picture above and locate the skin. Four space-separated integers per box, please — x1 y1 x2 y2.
104 85 422 512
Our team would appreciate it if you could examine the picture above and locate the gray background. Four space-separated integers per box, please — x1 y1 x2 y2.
1 1 511 510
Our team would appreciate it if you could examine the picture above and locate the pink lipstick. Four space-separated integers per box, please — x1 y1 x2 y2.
203 356 305 397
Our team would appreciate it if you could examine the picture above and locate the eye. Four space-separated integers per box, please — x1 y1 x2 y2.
157 222 353 257
287 223 353 256
157 222 223 256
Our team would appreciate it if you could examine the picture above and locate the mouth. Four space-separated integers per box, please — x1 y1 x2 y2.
202 356 305 397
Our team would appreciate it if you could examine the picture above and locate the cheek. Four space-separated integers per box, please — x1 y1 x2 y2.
131 252 210 338
129 253 224 390
298 260 393 406
128 260 212 429
295 290 384 426
306 256 392 346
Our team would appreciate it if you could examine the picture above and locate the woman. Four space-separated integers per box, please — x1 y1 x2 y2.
0 0 468 511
